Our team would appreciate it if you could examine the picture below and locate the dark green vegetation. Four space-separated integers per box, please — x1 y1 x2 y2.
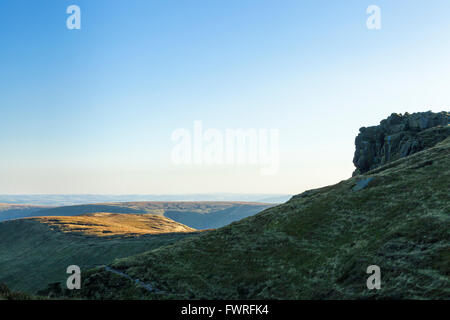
0 217 200 293
73 137 450 299
2 202 273 230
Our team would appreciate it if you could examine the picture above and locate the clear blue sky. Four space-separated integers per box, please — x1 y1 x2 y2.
1 0 449 194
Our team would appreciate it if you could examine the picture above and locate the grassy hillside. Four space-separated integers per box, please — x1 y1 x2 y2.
0 215 200 293
73 137 450 300
10 202 273 229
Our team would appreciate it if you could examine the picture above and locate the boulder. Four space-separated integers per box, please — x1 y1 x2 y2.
353 111 449 175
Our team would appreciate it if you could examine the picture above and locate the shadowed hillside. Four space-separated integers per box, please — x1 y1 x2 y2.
164 203 275 229
70 136 449 299
0 204 53 222
26 204 146 217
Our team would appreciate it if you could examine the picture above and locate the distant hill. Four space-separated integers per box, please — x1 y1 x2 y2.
3 201 274 230
0 194 290 206
0 204 52 222
0 214 199 293
32 204 145 217
163 203 275 229
255 195 292 204
68 130 449 299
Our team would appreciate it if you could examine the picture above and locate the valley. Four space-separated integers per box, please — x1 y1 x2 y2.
0 215 200 293
0 202 272 293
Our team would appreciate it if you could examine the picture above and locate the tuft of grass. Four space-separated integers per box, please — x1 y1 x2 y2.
0 283 34 300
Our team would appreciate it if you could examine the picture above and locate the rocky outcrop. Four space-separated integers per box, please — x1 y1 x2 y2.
353 111 449 175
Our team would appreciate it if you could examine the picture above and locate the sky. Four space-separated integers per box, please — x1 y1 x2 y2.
0 0 449 195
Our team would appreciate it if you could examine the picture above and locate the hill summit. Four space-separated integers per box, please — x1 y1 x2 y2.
34 213 196 237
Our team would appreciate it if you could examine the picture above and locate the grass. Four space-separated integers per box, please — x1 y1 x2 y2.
0 283 34 300
72 137 450 300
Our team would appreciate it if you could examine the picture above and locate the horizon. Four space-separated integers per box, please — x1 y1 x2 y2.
0 192 290 196
1 1 450 195
0 192 293 206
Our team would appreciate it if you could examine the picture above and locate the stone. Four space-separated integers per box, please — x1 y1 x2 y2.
353 111 449 175
352 177 374 191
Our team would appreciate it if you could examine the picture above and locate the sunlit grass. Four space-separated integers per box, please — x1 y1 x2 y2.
35 213 196 237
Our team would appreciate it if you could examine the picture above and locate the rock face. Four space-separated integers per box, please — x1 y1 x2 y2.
353 111 449 175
